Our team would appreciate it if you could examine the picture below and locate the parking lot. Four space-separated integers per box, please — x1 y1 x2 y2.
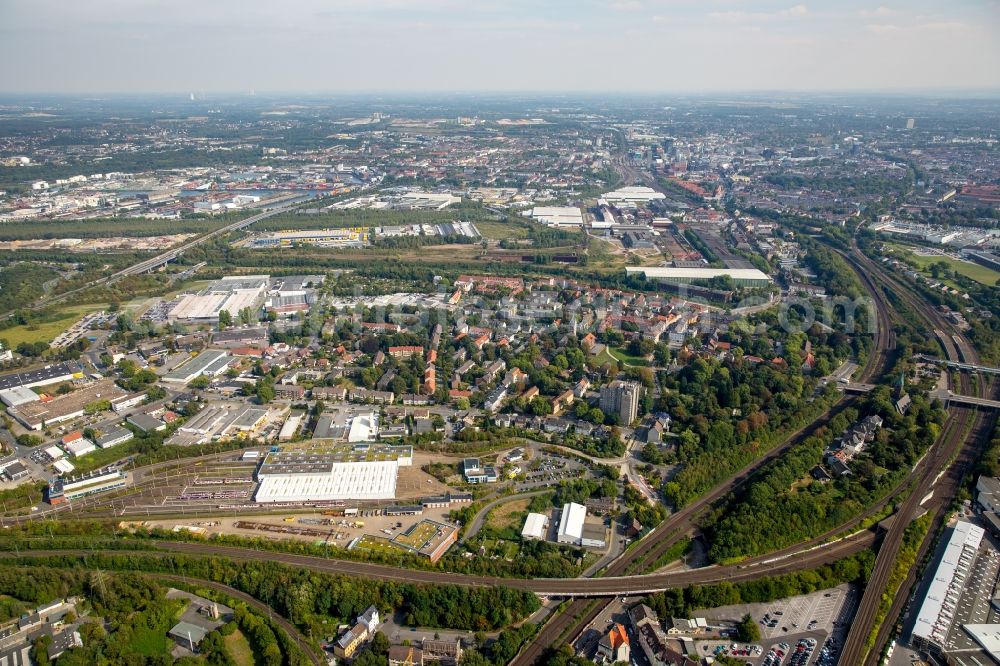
695 584 857 665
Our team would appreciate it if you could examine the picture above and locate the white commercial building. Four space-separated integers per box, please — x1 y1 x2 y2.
911 520 985 651
348 412 378 443
64 438 96 458
601 186 666 205
0 386 41 408
530 206 583 228
44 445 65 461
162 350 231 384
522 513 549 540
557 502 587 545
53 459 75 474
168 276 269 322
254 460 399 503
625 266 773 287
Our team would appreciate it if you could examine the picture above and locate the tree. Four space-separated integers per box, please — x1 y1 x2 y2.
218 310 233 330
736 613 761 642
190 376 211 389
369 630 390 655
529 396 553 416
30 635 51 666
256 380 275 404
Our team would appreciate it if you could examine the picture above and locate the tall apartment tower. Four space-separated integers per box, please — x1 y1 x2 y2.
600 380 642 425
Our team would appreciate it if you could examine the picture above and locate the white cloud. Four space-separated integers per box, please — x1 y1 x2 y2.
610 0 644 10
859 6 897 18
708 4 807 23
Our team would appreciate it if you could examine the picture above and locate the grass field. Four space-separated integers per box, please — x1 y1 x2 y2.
893 246 1000 286
224 628 257 666
477 220 528 240
0 302 107 347
608 347 652 366
69 438 138 475
486 498 531 531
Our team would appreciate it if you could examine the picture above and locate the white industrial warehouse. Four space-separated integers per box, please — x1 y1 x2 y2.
168 276 269 322
521 512 549 540
910 520 985 653
557 502 587 544
254 460 399 503
529 206 583 227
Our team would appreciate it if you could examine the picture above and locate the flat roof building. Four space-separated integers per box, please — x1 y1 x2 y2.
530 206 584 227
625 266 772 287
911 520 985 654
8 379 127 431
0 385 42 407
557 502 587 546
522 512 549 540
0 363 77 392
602 186 666 204
255 459 399 502
162 350 231 384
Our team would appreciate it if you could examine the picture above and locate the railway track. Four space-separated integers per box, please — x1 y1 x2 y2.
1 530 877 597
513 241 902 664
838 243 995 665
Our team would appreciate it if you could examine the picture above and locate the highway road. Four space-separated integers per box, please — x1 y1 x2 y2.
20 203 297 313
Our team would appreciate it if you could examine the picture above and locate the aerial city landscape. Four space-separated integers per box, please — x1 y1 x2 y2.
0 2 999 666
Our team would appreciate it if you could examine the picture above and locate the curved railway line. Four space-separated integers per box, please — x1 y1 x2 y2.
837 242 997 666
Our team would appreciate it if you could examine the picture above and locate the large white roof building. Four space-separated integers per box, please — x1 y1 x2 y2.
601 186 666 204
911 520 985 651
530 206 583 227
625 266 773 287
557 502 587 545
522 512 549 540
255 459 399 503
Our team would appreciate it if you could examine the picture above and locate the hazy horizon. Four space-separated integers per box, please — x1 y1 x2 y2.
2 0 999 95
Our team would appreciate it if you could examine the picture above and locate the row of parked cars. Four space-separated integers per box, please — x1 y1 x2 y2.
712 643 762 659
815 638 838 665
786 638 817 666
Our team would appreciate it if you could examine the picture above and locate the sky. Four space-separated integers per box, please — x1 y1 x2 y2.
1 0 999 94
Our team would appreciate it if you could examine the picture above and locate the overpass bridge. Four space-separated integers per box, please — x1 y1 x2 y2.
914 354 1000 376
107 205 292 282
841 382 876 394
930 389 1000 410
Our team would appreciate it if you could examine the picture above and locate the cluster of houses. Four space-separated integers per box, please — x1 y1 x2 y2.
821 414 883 477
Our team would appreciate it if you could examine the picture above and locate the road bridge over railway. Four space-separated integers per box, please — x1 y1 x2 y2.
914 354 1000 376
930 388 1000 410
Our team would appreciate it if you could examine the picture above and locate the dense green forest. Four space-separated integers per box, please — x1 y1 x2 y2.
0 216 228 241
5 553 540 635
704 386 944 562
